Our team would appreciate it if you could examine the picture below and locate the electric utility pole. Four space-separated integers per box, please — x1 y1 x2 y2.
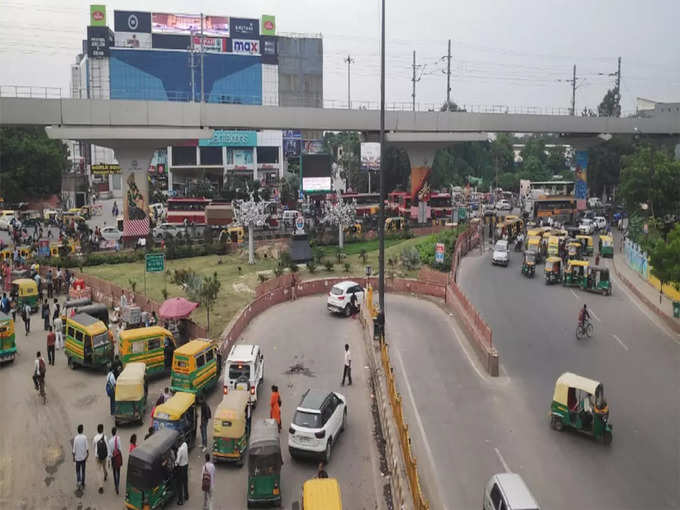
571 65 576 116
412 50 417 111
344 55 354 109
446 39 452 107
200 13 205 103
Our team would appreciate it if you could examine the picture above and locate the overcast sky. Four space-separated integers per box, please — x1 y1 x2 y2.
1 0 679 113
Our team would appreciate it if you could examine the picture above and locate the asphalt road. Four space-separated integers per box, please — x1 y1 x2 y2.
0 294 380 509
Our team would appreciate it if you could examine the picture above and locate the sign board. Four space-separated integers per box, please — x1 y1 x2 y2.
92 163 121 174
261 15 276 36
295 215 305 234
115 32 152 48
90 5 106 26
191 35 225 52
199 130 257 147
360 142 381 172
145 252 165 273
87 26 114 58
114 10 152 33
435 243 445 264
230 17 259 38
231 39 259 55
152 13 230 37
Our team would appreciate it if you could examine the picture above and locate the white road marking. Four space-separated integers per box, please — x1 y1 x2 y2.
569 289 579 299
589 309 601 322
393 347 450 510
611 333 629 351
445 313 488 381
494 447 511 472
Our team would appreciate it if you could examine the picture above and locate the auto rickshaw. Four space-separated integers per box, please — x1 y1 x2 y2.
549 372 612 444
567 241 582 260
114 362 148 425
547 236 560 257
125 428 179 510
521 250 537 278
74 303 109 325
62 297 92 321
544 256 562 284
11 279 38 313
575 235 594 256
119 326 176 377
247 418 283 508
213 391 251 465
527 236 543 262
170 339 221 397
300 478 343 510
153 391 198 448
526 228 543 239
582 266 612 296
219 226 245 243
64 313 113 370
599 234 614 258
343 222 362 235
385 217 406 232
0 312 16 364
563 260 590 288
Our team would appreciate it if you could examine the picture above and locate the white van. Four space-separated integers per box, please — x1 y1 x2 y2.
484 473 540 510
223 344 264 406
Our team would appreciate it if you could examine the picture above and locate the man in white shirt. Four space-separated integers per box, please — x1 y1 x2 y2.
341 343 352 386
54 316 64 350
92 423 109 494
72 424 88 490
201 453 216 510
175 440 189 505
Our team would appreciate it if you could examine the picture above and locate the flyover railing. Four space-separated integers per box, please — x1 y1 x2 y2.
0 84 638 117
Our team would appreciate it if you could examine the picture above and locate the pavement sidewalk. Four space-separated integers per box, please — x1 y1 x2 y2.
608 230 680 335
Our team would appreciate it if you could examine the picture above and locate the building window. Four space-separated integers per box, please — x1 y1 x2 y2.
257 147 279 164
172 146 197 166
200 147 222 166
227 148 253 166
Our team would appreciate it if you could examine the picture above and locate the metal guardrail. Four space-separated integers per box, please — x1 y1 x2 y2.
0 84 638 117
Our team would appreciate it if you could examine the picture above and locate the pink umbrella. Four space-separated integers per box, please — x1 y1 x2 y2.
159 297 199 320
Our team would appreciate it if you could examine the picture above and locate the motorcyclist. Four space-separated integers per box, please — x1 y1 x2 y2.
578 304 590 328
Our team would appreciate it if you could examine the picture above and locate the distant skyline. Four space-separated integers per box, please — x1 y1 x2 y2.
1 0 679 112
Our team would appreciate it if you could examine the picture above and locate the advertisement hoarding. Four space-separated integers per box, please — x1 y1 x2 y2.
115 32 152 48
360 142 381 171
87 26 114 58
260 36 277 64
230 39 259 55
230 17 259 38
122 162 150 238
574 150 588 210
199 130 257 147
302 154 332 192
303 140 324 155
151 34 191 50
152 13 229 37
435 243 445 264
191 35 224 52
283 130 302 158
261 15 276 36
114 10 152 33
90 5 106 26
92 164 121 174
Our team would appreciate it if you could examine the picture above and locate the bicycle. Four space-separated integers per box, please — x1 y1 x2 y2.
37 376 47 404
576 319 593 340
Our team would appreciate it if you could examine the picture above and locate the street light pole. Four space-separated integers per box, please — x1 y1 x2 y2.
378 0 386 315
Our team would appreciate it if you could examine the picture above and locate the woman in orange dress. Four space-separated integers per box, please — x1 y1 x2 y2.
270 385 281 432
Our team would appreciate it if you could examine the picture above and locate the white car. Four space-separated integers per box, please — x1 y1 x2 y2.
327 281 364 316
579 219 595 234
152 223 181 241
0 215 14 231
492 240 509 266
288 389 347 461
223 344 264 406
100 226 122 242
594 216 607 231
495 200 512 211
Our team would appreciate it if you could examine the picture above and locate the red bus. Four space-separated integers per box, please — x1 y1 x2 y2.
166 197 211 224
429 192 452 218
387 191 410 216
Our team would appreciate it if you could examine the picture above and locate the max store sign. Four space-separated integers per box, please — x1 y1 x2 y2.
232 39 259 55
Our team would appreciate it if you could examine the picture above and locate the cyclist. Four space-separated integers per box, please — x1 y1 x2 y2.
33 350 46 393
578 304 590 329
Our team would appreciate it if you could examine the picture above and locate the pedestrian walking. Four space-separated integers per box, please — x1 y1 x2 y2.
129 433 137 453
46 269 53 298
52 298 60 322
106 368 116 415
317 461 329 478
201 453 215 510
72 424 88 490
0 292 9 314
108 427 123 495
200 399 211 452
92 424 109 494
162 386 172 402
22 303 31 335
175 439 189 505
54 315 64 350
270 385 282 433
46 326 56 366
341 343 352 386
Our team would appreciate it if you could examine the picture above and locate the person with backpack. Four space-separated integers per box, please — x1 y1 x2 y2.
106 369 116 415
92 423 109 494
108 427 123 495
32 351 46 392
201 453 215 510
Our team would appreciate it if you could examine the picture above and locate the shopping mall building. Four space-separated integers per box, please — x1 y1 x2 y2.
69 7 322 199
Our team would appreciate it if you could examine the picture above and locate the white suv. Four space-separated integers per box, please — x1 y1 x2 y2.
223 344 264 406
579 219 595 234
491 240 509 266
288 389 347 461
327 281 364 316
594 216 607 231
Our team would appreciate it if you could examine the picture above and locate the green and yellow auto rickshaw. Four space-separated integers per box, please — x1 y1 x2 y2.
547 236 560 257
247 418 283 508
153 391 198 448
527 236 543 262
125 428 178 510
599 234 614 258
300 478 343 510
575 235 594 256
567 241 582 260
563 260 589 288
385 217 406 232
11 279 38 313
213 391 251 465
114 362 148 426
119 326 176 377
0 312 16 364
550 372 612 445
170 339 221 397
544 256 562 285
64 313 114 370
582 266 612 296
521 250 537 278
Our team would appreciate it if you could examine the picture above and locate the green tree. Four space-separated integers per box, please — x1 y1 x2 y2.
598 88 621 118
440 100 466 112
546 146 568 176
649 224 680 303
184 271 221 334
490 134 515 175
586 137 634 197
497 172 520 192
0 127 68 202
